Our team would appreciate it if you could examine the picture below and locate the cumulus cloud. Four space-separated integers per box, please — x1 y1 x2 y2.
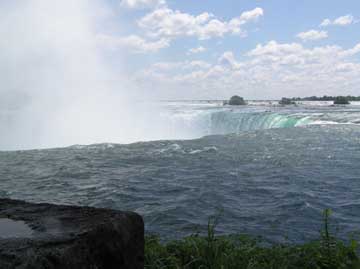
138 7 264 40
97 34 169 53
136 41 360 99
342 43 360 57
320 19 332 27
320 15 356 26
296 30 328 41
218 51 244 69
188 46 207 54
236 7 264 21
108 6 263 54
120 0 165 9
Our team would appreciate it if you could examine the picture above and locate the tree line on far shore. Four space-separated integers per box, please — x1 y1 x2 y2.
224 95 357 106
290 95 360 101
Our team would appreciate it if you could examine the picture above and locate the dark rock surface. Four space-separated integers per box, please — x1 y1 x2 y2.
0 199 144 269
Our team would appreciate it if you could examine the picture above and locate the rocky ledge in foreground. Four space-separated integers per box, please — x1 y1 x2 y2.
0 199 144 269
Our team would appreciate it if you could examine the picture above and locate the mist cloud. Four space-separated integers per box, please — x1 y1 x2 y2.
0 0 160 150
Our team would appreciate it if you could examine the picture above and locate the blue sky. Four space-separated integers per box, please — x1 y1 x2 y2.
96 0 360 99
2 0 360 100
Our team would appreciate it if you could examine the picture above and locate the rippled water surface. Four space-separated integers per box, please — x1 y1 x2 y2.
1 101 360 242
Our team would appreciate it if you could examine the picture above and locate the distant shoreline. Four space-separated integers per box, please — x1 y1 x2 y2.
160 96 360 102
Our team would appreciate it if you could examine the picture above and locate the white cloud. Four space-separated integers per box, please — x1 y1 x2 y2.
138 7 264 40
188 46 206 54
218 51 244 69
247 41 304 57
320 14 356 26
147 60 211 72
228 7 264 33
136 41 360 98
296 30 328 41
334 15 355 25
320 19 331 27
97 34 169 53
120 0 165 9
188 60 212 69
341 43 360 57
238 7 264 21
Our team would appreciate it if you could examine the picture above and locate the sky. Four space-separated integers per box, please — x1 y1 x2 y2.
0 0 359 149
100 0 360 99
1 0 360 101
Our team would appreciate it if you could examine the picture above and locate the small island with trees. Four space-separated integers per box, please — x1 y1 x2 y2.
279 98 296 105
224 95 247 106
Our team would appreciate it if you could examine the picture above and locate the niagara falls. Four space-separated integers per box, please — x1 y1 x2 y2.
1 0 360 268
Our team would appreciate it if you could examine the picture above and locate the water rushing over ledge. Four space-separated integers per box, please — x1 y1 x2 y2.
1 100 360 151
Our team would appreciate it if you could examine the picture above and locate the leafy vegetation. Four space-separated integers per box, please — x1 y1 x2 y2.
279 98 296 105
145 210 360 269
225 95 246 105
289 95 359 102
333 96 350 105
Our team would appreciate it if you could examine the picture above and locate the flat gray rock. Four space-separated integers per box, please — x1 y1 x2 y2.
0 199 143 269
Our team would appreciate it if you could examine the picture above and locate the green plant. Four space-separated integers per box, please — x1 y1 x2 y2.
333 96 350 105
228 96 246 105
145 210 360 269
